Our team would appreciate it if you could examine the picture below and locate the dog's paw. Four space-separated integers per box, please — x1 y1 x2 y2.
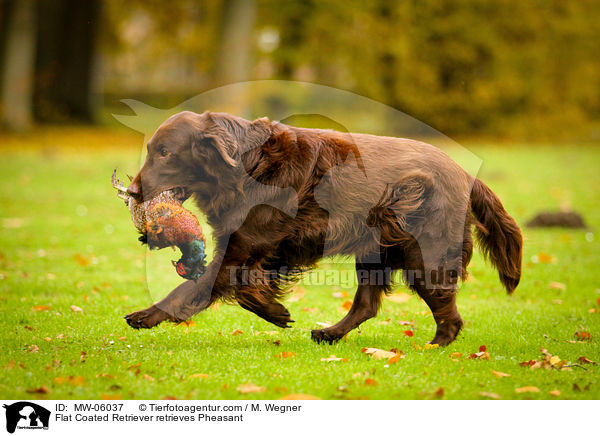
125 305 172 329
428 317 464 346
264 304 295 328
310 328 342 344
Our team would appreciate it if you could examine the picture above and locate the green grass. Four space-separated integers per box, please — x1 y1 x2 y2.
0 128 598 400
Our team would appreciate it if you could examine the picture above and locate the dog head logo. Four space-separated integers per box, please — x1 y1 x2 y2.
3 402 50 433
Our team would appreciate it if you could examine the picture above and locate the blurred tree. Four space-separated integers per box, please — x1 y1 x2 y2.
0 0 36 130
213 0 256 86
34 0 100 122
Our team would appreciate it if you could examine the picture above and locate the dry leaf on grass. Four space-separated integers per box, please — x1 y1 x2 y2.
176 320 196 327
320 355 347 362
288 286 306 302
450 352 462 359
279 394 320 400
342 300 353 311
492 370 511 378
361 348 396 360
275 352 295 359
548 282 566 290
70 305 83 313
189 374 209 379
74 254 90 266
237 383 266 394
575 330 592 341
231 328 244 336
53 376 84 386
315 322 332 328
578 356 597 365
365 378 378 386
549 390 561 397
101 394 122 400
32 305 50 312
403 330 414 337
479 391 501 399
515 386 540 393
384 293 411 303
26 386 50 394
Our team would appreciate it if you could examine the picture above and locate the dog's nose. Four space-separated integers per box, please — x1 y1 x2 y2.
127 174 143 200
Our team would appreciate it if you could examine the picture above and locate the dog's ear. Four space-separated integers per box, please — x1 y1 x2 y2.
192 113 271 167
193 133 239 167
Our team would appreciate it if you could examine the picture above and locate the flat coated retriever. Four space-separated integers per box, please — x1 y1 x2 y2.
124 111 522 345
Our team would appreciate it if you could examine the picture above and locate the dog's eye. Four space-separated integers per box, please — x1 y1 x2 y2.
159 147 169 157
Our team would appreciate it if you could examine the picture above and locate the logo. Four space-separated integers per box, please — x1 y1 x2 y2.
2 402 50 434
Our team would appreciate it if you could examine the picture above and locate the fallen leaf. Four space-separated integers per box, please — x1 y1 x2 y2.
365 378 378 386
320 355 347 362
492 370 511 378
434 387 445 398
535 252 556 264
469 351 490 360
403 330 414 337
26 386 50 394
32 305 50 312
479 345 487 352
176 320 196 327
549 390 561 397
548 282 566 290
332 291 349 299
73 254 90 266
101 394 122 400
237 383 266 394
479 391 501 400
575 330 592 341
24 325 36 331
288 286 306 302
189 374 209 379
315 322 332 328
70 305 83 313
143 374 155 381
515 386 540 393
361 348 396 360
398 320 414 326
53 376 84 386
450 352 462 359
578 356 597 364
28 345 39 353
342 300 353 311
385 293 411 303
231 328 244 336
302 307 317 313
275 351 295 359
387 353 406 365
423 343 439 350
279 394 321 400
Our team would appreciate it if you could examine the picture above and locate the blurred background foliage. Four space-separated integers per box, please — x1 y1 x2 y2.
0 0 599 140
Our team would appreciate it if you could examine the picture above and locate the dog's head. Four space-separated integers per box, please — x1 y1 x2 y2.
127 111 272 202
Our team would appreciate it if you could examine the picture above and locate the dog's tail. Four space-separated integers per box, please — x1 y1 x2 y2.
470 178 522 294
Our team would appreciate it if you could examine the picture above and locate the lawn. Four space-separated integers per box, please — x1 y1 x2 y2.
0 127 598 400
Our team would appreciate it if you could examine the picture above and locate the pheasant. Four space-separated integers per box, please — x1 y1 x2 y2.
111 169 206 280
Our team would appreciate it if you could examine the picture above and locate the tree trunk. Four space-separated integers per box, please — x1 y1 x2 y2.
0 0 36 131
33 0 100 123
212 0 256 116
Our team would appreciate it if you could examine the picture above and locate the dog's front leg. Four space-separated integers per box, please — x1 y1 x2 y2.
125 253 229 329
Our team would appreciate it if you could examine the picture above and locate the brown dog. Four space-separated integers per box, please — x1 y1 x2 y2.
124 111 522 345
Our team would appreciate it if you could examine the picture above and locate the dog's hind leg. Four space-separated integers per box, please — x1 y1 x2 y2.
403 238 463 346
311 256 388 344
